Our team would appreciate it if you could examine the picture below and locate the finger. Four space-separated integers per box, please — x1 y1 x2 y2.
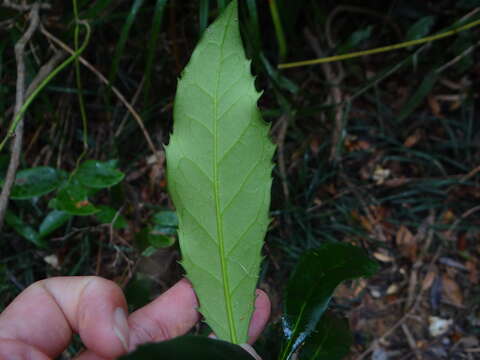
0 276 129 359
128 278 200 349
0 339 49 360
78 282 269 360
76 278 199 359
247 289 271 344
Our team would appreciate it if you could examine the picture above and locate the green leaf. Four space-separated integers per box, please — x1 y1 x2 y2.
6 167 66 200
119 335 253 360
136 226 176 254
5 210 46 248
75 160 124 189
53 183 100 216
39 210 72 239
406 16 435 41
95 205 128 229
299 312 353 360
280 243 378 360
165 0 274 344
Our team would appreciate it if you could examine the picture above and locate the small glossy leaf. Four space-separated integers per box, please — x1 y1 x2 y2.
281 243 378 360
6 167 66 200
152 210 178 227
53 184 100 216
95 205 128 229
119 335 253 360
406 16 435 41
149 225 176 246
39 211 72 239
337 25 373 54
300 312 353 360
75 160 124 189
136 226 176 254
5 211 46 248
166 0 275 344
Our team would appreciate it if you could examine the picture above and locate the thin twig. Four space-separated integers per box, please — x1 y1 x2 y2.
115 76 145 137
436 40 480 74
26 50 66 97
40 26 162 167
22 51 65 158
0 3 40 230
1 0 50 10
304 28 345 163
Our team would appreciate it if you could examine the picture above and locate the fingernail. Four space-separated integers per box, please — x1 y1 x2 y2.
240 344 263 360
113 307 129 351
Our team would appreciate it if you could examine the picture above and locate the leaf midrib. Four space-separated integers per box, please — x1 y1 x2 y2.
212 5 238 344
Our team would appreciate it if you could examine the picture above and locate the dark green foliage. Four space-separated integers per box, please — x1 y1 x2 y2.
280 243 378 359
39 211 72 239
8 167 66 199
75 160 125 189
120 335 253 360
299 312 353 360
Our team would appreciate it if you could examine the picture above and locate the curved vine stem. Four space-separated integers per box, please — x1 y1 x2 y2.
0 21 92 153
279 18 480 69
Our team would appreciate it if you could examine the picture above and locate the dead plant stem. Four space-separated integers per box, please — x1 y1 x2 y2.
0 3 40 230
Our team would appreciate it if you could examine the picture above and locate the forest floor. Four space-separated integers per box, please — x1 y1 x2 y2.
1 0 479 359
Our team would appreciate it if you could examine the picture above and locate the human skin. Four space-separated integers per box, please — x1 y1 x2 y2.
0 276 270 359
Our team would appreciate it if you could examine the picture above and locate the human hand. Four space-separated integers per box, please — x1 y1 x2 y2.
0 276 270 359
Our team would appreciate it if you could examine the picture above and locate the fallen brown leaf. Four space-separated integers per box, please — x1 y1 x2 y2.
422 270 436 291
404 128 423 148
396 225 417 260
373 251 394 263
442 274 464 307
428 94 443 118
442 209 455 224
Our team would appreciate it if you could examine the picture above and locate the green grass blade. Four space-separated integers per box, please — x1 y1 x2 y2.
107 0 145 93
143 0 168 108
199 0 210 34
268 0 287 61
217 0 227 11
244 0 262 55
72 0 88 157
